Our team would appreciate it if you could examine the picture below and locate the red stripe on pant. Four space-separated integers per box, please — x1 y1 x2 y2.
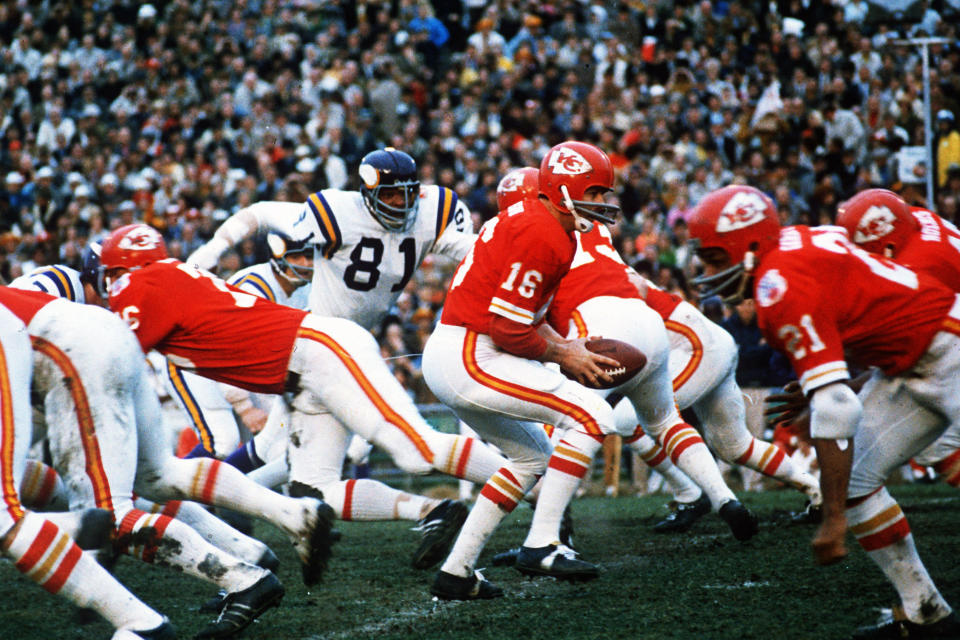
14 520 58 573
342 479 356 521
856 517 911 551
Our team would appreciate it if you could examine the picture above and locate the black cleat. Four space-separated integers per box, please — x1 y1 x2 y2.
719 500 759 541
852 610 960 639
515 544 599 582
287 484 342 543
411 499 468 570
199 590 228 615
195 573 285 639
490 547 521 567
653 493 711 534
430 570 503 600
559 504 575 548
256 547 280 572
292 499 336 587
119 618 177 639
790 501 823 525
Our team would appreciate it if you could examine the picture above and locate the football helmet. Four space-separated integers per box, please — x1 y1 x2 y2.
267 230 314 286
688 185 780 303
79 240 105 297
358 148 421 232
100 224 168 272
496 167 539 211
538 141 619 231
836 188 916 258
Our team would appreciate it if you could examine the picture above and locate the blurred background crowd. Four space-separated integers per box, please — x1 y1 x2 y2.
2 0 960 408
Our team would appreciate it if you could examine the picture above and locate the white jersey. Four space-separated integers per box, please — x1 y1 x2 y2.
227 262 309 310
10 265 85 303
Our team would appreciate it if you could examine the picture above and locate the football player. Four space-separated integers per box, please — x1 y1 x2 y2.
688 184 960 639
0 285 334 638
0 300 175 640
422 141 657 599
501 168 819 536
100 224 508 572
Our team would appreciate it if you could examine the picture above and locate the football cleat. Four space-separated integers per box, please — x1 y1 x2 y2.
288 482 342 543
111 618 176 640
195 573 285 639
411 499 469 570
288 498 336 586
74 508 116 552
515 544 600 582
431 570 503 600
790 500 823 525
718 500 759 541
559 504 575 548
490 547 521 567
852 610 960 639
653 493 711 534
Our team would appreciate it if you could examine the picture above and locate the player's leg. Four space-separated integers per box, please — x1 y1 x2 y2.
289 315 507 484
847 368 956 634
18 459 69 510
913 422 960 487
165 364 243 458
694 372 822 502
0 306 171 637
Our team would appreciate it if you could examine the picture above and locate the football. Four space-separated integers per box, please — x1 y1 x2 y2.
563 338 647 389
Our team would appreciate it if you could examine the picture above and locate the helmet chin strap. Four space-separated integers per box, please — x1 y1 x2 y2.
560 185 594 233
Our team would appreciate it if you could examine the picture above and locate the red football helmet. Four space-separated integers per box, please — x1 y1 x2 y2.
836 188 916 257
539 141 619 229
100 223 168 271
496 167 539 211
688 185 780 302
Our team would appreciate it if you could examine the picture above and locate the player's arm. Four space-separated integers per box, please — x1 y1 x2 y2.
219 384 268 433
188 201 305 270
432 197 478 262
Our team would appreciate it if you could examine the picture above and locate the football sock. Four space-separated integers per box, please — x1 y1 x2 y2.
18 460 68 510
432 434 505 484
223 440 265 474
656 422 735 509
628 432 702 502
320 478 431 521
735 437 821 500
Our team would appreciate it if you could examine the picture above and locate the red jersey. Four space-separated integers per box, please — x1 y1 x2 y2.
754 226 956 394
547 224 642 334
0 286 56 326
895 207 960 292
441 199 575 333
642 284 683 319
108 259 308 393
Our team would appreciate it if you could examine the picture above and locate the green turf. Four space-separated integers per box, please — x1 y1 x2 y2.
2 484 958 640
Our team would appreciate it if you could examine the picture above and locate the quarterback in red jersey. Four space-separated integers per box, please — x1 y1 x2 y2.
101 224 508 565
423 142 633 600
689 184 960 638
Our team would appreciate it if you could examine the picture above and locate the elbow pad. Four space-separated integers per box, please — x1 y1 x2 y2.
809 382 862 439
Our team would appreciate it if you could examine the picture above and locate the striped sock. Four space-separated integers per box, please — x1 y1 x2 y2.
321 478 429 521
735 437 821 497
657 422 735 508
933 449 960 487
848 488 950 623
4 511 164 630
18 460 68 510
524 430 602 548
433 434 506 484
629 433 702 502
441 465 534 578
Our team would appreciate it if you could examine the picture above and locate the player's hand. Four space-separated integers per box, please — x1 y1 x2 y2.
556 337 619 388
812 513 848 566
765 381 808 425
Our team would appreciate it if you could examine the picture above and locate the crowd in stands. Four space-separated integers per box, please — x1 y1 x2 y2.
2 0 960 401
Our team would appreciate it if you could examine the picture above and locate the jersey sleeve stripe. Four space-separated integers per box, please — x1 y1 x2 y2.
50 267 76 302
799 361 850 395
489 297 536 324
232 274 276 303
307 192 341 259
435 187 457 239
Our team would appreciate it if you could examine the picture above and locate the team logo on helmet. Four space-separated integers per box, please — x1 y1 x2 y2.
499 173 522 192
852 206 896 244
118 226 164 251
757 269 788 308
546 146 593 176
358 163 379 188
716 191 771 233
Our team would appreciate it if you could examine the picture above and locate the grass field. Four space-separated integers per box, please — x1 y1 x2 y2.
2 483 958 640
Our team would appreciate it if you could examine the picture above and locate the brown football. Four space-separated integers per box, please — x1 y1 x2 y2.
563 338 647 389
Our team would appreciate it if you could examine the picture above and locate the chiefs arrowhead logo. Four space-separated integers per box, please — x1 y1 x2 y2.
757 268 788 307
547 147 592 175
499 173 522 192
118 226 163 251
716 191 770 233
853 205 896 244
